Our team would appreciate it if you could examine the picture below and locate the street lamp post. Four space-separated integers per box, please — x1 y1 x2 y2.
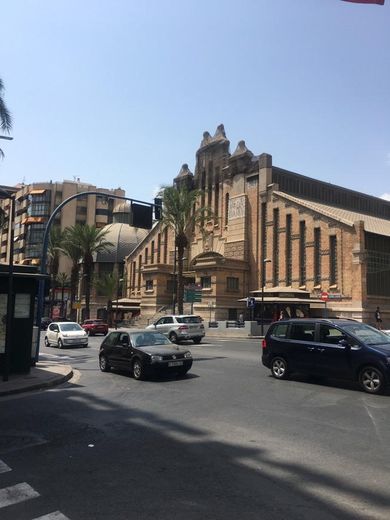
260 258 271 337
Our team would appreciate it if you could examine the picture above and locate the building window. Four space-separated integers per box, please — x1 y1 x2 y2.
145 279 153 291
329 235 337 285
163 228 168 264
95 208 109 216
285 214 292 286
299 221 306 286
137 256 142 291
132 261 136 291
214 168 220 217
28 203 50 217
226 277 239 291
314 227 321 285
201 276 211 289
273 208 279 286
225 193 229 226
76 206 88 215
145 248 148 265
157 233 161 263
151 241 155 263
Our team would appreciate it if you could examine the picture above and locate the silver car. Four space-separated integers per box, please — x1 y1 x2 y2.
146 315 205 344
44 322 88 348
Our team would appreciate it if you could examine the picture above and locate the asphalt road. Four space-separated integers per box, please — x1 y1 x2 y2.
1 332 390 520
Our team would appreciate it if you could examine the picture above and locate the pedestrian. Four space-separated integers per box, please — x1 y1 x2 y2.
279 310 286 320
375 306 382 330
238 313 244 326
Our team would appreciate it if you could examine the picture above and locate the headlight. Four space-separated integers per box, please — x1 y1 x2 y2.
150 355 163 363
184 351 192 359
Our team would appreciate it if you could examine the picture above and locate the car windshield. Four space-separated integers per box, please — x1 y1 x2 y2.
176 316 201 324
60 323 83 332
131 332 171 347
342 323 390 347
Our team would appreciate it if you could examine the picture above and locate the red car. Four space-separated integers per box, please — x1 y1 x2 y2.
81 319 109 336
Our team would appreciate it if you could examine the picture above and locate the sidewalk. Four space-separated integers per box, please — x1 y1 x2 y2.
0 361 73 397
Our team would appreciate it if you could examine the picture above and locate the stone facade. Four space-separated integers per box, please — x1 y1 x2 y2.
125 125 390 327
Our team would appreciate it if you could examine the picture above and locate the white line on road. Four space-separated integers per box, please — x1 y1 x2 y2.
0 482 39 508
32 511 71 520
0 460 11 474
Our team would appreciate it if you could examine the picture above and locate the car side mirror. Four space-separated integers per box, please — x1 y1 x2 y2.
339 339 350 349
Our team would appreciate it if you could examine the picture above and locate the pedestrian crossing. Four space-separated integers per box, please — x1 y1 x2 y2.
0 458 70 520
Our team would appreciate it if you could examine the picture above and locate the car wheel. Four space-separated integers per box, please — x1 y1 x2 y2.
99 355 111 372
193 337 202 344
359 366 385 394
132 358 145 380
271 357 289 380
58 339 63 349
44 337 50 348
169 332 179 343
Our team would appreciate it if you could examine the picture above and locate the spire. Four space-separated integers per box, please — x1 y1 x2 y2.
232 140 253 158
175 163 193 180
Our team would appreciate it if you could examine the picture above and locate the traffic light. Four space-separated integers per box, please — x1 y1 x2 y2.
131 203 153 229
154 197 163 220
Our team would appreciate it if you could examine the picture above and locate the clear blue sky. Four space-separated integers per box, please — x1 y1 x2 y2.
1 0 389 203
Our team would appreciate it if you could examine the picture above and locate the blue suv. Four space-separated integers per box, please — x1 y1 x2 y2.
262 318 390 394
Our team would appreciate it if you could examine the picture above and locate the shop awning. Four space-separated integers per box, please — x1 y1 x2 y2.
29 189 46 195
22 216 45 225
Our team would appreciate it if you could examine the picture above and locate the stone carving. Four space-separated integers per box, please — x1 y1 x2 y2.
228 196 246 220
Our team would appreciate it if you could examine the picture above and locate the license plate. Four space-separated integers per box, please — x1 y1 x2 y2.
168 361 183 367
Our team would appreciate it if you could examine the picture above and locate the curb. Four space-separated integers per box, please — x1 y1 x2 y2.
0 365 74 397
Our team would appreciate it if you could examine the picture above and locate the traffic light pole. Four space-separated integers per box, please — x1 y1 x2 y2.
34 191 159 363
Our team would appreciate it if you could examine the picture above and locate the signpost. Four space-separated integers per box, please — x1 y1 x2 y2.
321 291 329 318
184 284 202 313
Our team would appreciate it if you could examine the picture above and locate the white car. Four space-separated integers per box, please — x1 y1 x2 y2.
44 321 88 348
146 315 205 344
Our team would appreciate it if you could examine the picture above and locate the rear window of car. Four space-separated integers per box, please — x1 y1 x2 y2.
177 316 202 324
270 323 289 338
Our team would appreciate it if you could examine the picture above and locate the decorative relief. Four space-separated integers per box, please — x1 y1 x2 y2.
228 196 246 220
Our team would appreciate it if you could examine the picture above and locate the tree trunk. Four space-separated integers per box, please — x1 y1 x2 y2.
177 243 185 315
70 263 79 321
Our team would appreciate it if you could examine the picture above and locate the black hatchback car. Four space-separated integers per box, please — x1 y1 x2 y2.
262 318 390 394
99 329 193 380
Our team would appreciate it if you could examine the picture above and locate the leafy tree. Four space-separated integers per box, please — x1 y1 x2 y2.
160 185 212 314
63 224 112 320
0 78 12 159
94 272 117 326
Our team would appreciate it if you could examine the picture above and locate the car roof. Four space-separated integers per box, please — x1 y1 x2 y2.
53 321 79 325
274 318 358 325
108 328 163 334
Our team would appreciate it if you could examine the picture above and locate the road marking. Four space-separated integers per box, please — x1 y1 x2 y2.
0 482 39 508
32 511 70 520
0 460 11 473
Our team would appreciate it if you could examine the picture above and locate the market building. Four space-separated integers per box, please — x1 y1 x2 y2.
125 125 390 329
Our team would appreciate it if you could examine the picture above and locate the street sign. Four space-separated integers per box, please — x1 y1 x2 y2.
321 292 329 301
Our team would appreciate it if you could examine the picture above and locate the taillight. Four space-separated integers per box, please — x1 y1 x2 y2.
178 325 189 331
262 339 267 349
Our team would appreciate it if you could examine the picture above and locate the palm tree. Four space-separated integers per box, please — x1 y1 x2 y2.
160 185 213 314
56 272 70 318
63 224 112 320
60 237 82 321
94 273 117 326
47 227 65 316
0 77 12 159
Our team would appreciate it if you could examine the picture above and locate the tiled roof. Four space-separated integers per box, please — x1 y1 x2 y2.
273 191 390 237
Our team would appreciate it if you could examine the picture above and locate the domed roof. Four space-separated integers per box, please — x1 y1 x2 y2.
96 223 148 263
